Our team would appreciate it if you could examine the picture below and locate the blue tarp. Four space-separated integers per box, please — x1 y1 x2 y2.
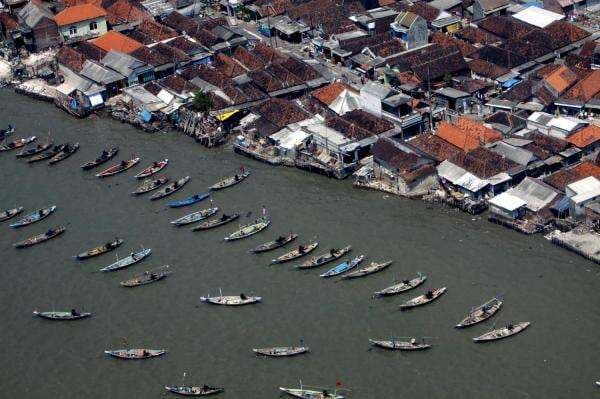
69 98 78 110
551 196 570 213
502 78 521 89
139 109 152 122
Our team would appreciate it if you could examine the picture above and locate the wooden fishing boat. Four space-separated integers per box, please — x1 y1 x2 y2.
27 144 65 163
168 193 210 208
150 176 190 200
456 297 503 328
297 245 352 269
399 287 447 310
271 242 319 264
104 349 167 359
224 217 270 241
320 255 365 278
165 385 224 396
16 142 52 158
33 310 91 320
251 233 298 253
192 213 239 231
120 265 171 287
253 346 309 357
199 293 261 306
14 226 65 248
99 248 152 272
0 124 15 141
80 147 118 170
341 260 392 279
279 387 344 399
132 176 168 195
0 136 36 151
209 171 250 191
96 157 140 177
171 207 218 226
369 339 431 351
0 206 24 222
10 205 56 228
76 238 124 260
374 274 427 297
135 158 168 178
472 322 530 342
48 142 79 164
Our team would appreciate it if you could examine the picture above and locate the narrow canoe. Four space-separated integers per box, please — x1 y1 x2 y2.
297 245 352 269
456 297 503 328
271 242 319 264
27 144 65 163
279 387 344 399
320 255 365 278
168 192 210 208
171 207 219 226
96 157 140 177
81 147 118 170
33 310 91 320
224 217 270 241
473 321 530 342
200 295 261 306
120 265 171 287
209 171 250 191
374 275 427 297
369 339 431 351
49 142 79 164
253 346 309 357
10 205 57 228
399 287 447 310
192 213 239 231
150 176 190 200
134 158 168 179
16 142 52 158
104 349 167 359
76 238 124 260
0 206 24 222
14 226 65 248
0 136 36 151
251 233 298 253
341 260 392 279
99 248 152 272
165 385 224 396
132 176 168 195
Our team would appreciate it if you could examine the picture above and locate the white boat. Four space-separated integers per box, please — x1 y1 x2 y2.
171 207 219 226
279 386 344 399
472 322 530 342
374 274 426 297
99 248 151 272
252 346 309 357
200 293 261 306
369 338 431 351
104 348 166 359
224 217 270 241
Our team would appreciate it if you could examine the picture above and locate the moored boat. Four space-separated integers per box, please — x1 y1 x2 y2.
320 255 365 278
209 171 250 191
224 217 270 241
0 206 24 222
10 205 56 228
120 265 171 287
341 260 392 279
399 287 447 310
0 124 15 141
80 147 118 170
150 176 190 200
104 348 167 359
165 385 224 396
271 242 319 264
27 144 65 163
0 136 36 151
76 238 124 260
369 338 431 351
456 297 503 328
16 142 52 158
279 386 344 399
49 142 79 164
200 293 261 306
132 176 168 195
171 207 218 226
96 157 140 177
14 226 65 248
168 192 209 208
297 245 352 269
472 321 530 342
253 346 309 357
192 213 239 231
251 233 298 253
135 158 168 178
99 248 152 272
33 309 91 320
374 274 427 297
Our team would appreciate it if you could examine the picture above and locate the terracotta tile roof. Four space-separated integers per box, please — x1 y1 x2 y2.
344 109 394 133
472 45 528 69
579 40 597 58
137 18 177 42
266 63 303 87
200 16 228 31
544 161 600 191
214 53 247 78
562 70 600 102
279 57 321 81
143 81 161 95
56 45 87 71
431 32 477 57
311 82 353 105
456 26 499 45
566 124 600 148
252 42 287 64
449 146 517 178
468 59 509 79
390 44 467 81
232 46 265 71
152 42 190 64
160 75 198 95
409 133 462 162
192 28 220 48
247 70 284 93
544 65 577 95
163 11 198 33
55 4 106 26
436 118 502 152
237 82 267 102
74 40 107 60
368 39 405 58
63 0 102 7
254 97 309 128
478 15 533 40
501 80 533 102
129 46 170 67
180 64 233 88
126 30 153 45
105 0 149 25
535 63 561 79
543 21 589 45
525 131 568 153
455 78 491 94
0 12 18 30
92 30 143 53
484 111 526 132
534 85 556 107
167 36 204 55
564 53 592 80
220 84 249 105
326 116 372 140
396 70 422 85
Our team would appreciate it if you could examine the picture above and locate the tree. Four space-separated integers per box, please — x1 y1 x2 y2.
192 91 212 112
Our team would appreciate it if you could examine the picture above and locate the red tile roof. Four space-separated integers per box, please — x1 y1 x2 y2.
409 133 462 162
232 46 265 71
544 161 600 191
55 4 106 26
468 58 509 79
56 46 87 71
544 65 577 95
562 70 600 102
566 124 600 148
215 53 247 78
137 18 177 42
311 82 353 105
0 12 18 30
92 30 143 53
431 32 477 57
105 0 150 25
436 118 502 152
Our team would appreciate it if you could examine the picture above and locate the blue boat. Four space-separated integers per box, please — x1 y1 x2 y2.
320 255 365 278
168 193 210 208
10 205 57 228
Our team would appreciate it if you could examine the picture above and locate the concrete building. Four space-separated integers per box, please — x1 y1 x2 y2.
55 4 107 43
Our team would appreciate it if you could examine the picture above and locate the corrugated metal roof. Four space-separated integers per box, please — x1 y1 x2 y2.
80 60 125 85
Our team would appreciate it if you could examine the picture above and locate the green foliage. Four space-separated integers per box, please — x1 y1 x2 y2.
192 91 212 112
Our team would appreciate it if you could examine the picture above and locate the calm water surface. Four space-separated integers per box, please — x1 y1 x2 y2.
0 89 598 398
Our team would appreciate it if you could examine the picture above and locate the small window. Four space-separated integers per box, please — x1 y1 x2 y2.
89 21 98 30
68 26 77 35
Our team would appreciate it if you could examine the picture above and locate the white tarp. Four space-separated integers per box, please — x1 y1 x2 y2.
489 192 527 211
270 128 310 150
88 93 104 107
437 160 489 193
329 89 361 116
157 89 174 105
513 6 564 28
